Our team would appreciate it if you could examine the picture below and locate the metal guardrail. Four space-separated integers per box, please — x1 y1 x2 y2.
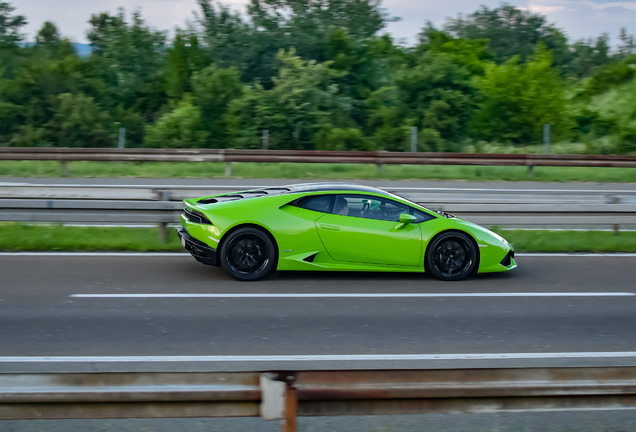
1 184 636 237
2 148 636 176
3 366 636 431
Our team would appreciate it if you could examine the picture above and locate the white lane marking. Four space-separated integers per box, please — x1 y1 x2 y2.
71 292 635 299
2 252 636 257
3 352 636 363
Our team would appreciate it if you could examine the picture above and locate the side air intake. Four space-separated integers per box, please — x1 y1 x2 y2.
303 253 318 263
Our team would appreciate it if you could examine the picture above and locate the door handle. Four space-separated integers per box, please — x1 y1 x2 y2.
319 224 340 231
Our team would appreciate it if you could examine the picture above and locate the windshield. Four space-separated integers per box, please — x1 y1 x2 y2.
386 192 455 219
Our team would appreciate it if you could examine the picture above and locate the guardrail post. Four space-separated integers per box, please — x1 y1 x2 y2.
156 190 171 243
260 373 297 432
61 161 69 176
158 222 167 243
609 196 621 235
376 164 383 176
225 162 233 177
284 379 297 432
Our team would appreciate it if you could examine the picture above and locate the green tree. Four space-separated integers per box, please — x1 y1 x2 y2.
145 96 208 148
365 86 410 151
45 93 113 147
87 9 167 119
192 65 244 147
314 125 371 150
226 49 342 149
0 2 25 47
578 54 636 98
165 33 206 100
396 26 487 145
617 28 636 58
0 2 27 78
565 34 611 78
586 77 636 154
241 0 396 86
470 45 572 144
444 4 569 68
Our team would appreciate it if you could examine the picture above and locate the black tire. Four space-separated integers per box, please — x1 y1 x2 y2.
220 227 277 281
425 231 477 281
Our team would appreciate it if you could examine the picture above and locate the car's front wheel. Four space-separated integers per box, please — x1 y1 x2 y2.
425 231 477 281
220 227 277 281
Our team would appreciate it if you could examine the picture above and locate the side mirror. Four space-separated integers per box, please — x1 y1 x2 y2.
399 213 417 224
396 213 417 229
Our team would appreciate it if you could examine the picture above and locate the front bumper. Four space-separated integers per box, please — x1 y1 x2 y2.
176 228 219 267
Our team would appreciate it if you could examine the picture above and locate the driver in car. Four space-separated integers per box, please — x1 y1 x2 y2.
334 197 349 216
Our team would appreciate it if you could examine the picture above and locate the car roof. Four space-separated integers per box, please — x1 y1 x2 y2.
286 183 391 195
195 183 392 205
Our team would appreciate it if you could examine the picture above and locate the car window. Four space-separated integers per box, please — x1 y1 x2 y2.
332 195 413 222
412 209 436 223
295 195 334 213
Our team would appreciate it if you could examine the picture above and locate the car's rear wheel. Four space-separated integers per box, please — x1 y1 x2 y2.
425 231 477 281
220 227 277 281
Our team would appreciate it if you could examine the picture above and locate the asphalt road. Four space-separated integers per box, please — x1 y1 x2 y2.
1 253 636 370
2 253 636 432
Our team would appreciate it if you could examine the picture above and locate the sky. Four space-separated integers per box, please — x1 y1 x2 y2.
14 0 636 47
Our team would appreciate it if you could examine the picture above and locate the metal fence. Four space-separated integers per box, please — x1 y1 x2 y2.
2 148 636 176
2 184 636 238
2 366 636 432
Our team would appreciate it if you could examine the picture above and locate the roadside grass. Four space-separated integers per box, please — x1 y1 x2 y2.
0 223 182 252
2 160 636 183
493 229 636 253
2 223 636 253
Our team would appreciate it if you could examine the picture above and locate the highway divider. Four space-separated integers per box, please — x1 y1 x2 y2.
2 366 636 432
3 148 636 176
2 184 636 240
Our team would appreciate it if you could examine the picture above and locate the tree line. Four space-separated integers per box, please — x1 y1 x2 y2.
1 0 636 154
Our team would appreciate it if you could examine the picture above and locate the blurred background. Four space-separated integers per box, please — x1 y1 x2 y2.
1 0 635 155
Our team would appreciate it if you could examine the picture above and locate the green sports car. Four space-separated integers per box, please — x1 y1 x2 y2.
176 183 516 281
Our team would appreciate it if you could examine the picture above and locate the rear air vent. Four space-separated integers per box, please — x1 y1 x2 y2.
197 188 291 205
183 208 212 225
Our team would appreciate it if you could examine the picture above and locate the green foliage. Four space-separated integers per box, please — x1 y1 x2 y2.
45 93 113 147
0 1 635 154
192 65 244 147
0 2 25 46
471 45 572 144
579 54 636 98
564 34 611 78
145 96 208 148
586 78 636 153
315 126 372 150
444 4 569 66
87 9 167 117
366 87 409 151
165 33 206 100
226 49 343 149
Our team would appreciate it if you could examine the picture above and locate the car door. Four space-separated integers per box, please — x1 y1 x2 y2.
315 195 422 267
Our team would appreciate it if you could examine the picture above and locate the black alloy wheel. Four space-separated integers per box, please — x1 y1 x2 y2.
220 227 277 281
425 231 477 281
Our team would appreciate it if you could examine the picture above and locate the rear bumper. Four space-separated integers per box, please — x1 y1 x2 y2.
176 228 219 267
